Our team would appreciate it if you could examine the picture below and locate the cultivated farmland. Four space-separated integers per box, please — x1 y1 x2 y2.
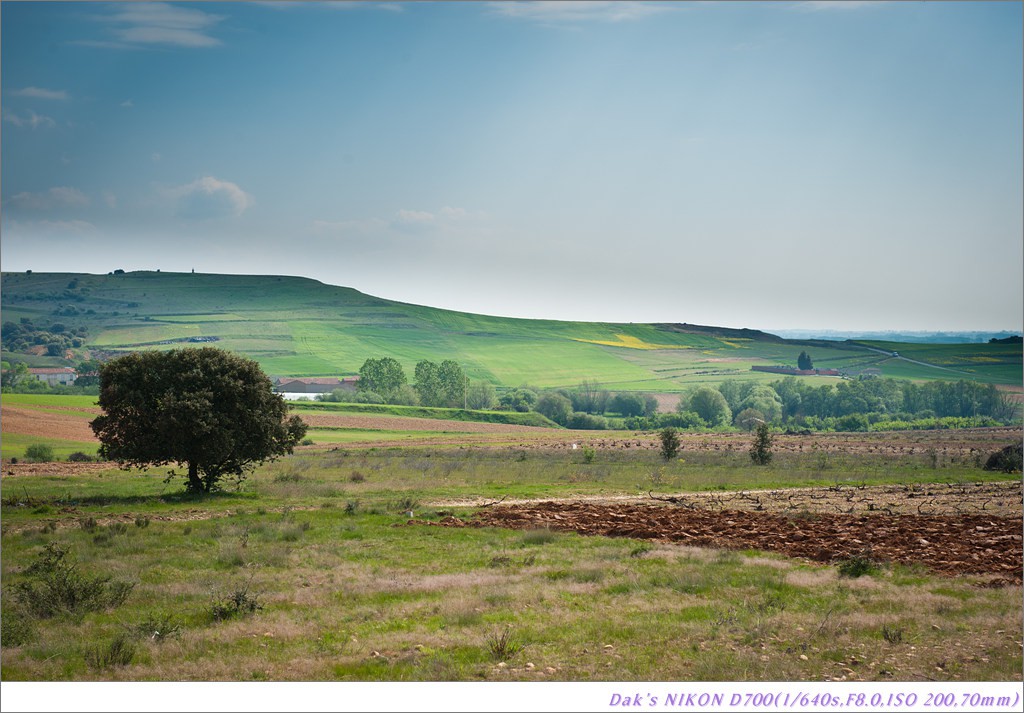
1 416 1021 682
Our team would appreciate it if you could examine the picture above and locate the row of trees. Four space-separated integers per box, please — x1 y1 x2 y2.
338 357 496 410
674 376 1016 431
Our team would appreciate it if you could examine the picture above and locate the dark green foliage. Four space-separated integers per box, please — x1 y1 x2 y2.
91 347 307 493
749 423 773 465
1 605 35 646
67 451 96 462
566 411 608 430
797 351 813 370
497 387 538 413
24 443 55 463
12 544 134 618
610 392 647 417
535 392 573 426
838 553 879 579
983 444 1023 473
659 427 680 461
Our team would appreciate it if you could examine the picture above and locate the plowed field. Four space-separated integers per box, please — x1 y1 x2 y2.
437 497 1023 585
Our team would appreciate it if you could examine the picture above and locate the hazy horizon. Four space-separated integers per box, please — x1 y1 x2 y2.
2 1 1021 333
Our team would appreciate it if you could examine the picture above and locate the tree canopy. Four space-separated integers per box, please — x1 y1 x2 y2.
90 348 307 493
358 357 407 401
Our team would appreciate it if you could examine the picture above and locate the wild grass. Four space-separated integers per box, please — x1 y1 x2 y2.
0 443 1020 682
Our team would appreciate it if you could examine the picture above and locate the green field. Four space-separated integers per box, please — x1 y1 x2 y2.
4 271 1019 389
1 439 1020 684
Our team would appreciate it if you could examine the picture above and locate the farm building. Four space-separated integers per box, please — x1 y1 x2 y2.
273 376 359 394
28 367 77 386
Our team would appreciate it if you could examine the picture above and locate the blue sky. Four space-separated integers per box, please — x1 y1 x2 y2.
2 1 1021 332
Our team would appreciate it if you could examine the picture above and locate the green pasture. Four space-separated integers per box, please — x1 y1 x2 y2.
1 445 1020 682
2 394 100 409
1 433 100 460
3 271 1020 388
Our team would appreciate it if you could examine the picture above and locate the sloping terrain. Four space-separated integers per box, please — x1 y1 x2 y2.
2 270 1020 387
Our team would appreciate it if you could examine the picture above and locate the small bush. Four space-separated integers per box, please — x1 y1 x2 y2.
349 471 366 483
881 624 904 644
1 606 35 646
837 553 879 579
659 427 680 461
79 517 98 532
983 444 1023 473
344 500 360 515
85 634 136 669
749 423 773 466
485 627 525 661
134 516 150 528
67 451 95 463
12 544 134 618
211 585 262 622
131 613 181 642
521 528 557 546
24 444 55 463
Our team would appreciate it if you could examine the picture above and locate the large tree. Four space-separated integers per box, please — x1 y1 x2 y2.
358 357 407 401
684 386 732 427
90 348 307 493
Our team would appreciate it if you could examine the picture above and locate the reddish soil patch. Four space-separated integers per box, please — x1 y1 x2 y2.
2 406 97 442
298 413 551 433
438 500 1023 585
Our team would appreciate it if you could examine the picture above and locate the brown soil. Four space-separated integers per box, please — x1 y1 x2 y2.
2 406 97 442
297 412 552 433
435 498 1023 585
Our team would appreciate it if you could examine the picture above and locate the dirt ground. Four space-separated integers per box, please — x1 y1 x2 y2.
433 489 1023 585
296 412 554 433
2 406 97 442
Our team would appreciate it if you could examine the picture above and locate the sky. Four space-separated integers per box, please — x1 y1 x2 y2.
1 0 1021 333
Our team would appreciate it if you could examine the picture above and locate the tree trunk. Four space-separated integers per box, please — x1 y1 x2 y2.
187 462 204 493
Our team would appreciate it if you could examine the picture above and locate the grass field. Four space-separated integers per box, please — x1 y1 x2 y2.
4 271 1019 389
1 434 1020 686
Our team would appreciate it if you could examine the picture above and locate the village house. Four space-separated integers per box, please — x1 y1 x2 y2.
272 376 360 394
28 367 77 386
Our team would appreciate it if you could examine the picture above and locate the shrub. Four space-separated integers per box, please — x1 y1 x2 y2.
12 544 134 618
838 553 879 579
749 423 773 466
0 605 35 646
24 444 55 463
983 444 1023 473
211 585 262 622
659 427 680 461
485 627 525 661
67 451 95 463
85 634 136 669
131 613 181 642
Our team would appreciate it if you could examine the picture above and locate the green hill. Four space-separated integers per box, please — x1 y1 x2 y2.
1 271 1019 389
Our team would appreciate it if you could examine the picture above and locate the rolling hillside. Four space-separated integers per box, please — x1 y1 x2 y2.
1 271 1019 389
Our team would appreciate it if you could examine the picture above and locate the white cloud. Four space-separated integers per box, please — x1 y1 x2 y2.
103 191 118 209
152 152 162 162
12 87 69 100
97 3 225 49
488 1 672 23
2 109 57 129
166 176 252 218
121 99 134 108
7 186 90 210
